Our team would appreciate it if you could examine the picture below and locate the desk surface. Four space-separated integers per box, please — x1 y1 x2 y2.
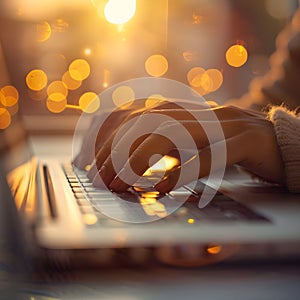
2 262 300 300
1 135 300 300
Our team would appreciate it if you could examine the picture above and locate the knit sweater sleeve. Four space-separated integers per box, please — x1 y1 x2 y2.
268 106 300 193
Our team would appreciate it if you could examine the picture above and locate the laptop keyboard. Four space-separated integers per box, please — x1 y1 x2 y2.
62 163 269 226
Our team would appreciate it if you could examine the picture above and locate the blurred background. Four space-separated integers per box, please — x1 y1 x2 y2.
0 0 298 133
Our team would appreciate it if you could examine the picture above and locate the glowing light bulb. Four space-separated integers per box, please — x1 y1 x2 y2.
104 0 136 25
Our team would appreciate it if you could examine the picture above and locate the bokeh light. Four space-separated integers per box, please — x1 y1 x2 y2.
62 71 82 90
47 81 68 101
46 98 67 113
104 0 136 25
206 245 222 255
36 21 51 42
0 108 11 129
0 91 5 106
112 85 135 107
182 50 199 62
139 193 167 218
205 69 223 92
91 0 102 8
52 18 69 33
145 94 166 108
265 0 296 20
26 69 48 91
187 67 206 87
103 69 110 88
187 67 223 95
79 92 100 113
82 213 98 225
69 59 91 81
145 54 168 77
83 48 92 56
192 12 202 25
7 103 19 116
0 85 19 107
226 44 248 68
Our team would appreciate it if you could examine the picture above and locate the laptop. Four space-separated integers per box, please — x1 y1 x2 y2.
1 22 300 269
1 93 300 270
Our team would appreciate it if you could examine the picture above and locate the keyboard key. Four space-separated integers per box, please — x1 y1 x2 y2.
62 162 270 225
80 205 95 214
81 182 94 187
69 182 81 188
169 189 192 197
76 198 91 206
91 200 117 207
84 187 106 192
88 191 116 201
87 191 114 197
78 178 91 183
74 192 86 199
72 187 84 193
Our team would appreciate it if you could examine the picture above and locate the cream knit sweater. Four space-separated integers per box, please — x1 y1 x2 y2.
268 107 300 193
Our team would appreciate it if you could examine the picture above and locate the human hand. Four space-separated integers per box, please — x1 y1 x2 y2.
74 103 284 193
73 98 214 169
